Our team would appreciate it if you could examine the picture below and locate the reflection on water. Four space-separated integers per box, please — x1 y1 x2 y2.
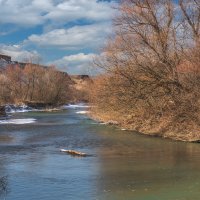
0 135 13 143
0 108 200 199
95 132 200 200
0 176 8 198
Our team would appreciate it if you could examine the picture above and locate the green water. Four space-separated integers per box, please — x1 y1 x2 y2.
0 108 200 200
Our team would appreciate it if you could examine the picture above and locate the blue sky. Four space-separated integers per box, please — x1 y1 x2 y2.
0 0 116 74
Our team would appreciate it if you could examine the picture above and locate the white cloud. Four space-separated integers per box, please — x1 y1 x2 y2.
45 0 114 24
0 0 116 74
0 44 41 62
0 0 49 26
26 22 111 50
49 53 96 74
0 0 114 27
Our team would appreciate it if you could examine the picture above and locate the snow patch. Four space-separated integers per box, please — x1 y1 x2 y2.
76 111 90 114
5 104 33 113
63 103 90 109
0 118 36 125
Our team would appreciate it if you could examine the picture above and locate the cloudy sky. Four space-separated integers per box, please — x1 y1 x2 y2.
0 0 116 74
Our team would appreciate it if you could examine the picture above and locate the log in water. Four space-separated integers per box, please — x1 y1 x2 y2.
60 149 87 156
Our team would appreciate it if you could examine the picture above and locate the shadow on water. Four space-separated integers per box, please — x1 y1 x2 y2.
0 176 8 198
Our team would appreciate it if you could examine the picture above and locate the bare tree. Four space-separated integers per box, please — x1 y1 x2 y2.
179 0 200 41
91 0 200 141
0 63 73 105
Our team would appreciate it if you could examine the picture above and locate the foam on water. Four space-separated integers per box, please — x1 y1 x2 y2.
0 118 36 124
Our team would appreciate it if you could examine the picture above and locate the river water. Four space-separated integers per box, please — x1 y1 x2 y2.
0 106 200 200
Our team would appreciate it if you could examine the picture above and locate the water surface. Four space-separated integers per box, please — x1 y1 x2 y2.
0 107 200 200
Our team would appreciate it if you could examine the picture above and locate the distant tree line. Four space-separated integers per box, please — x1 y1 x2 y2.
0 64 72 106
90 0 200 141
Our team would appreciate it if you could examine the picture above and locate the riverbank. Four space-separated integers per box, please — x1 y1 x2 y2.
89 108 200 143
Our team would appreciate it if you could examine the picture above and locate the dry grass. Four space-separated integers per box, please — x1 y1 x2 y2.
90 107 200 142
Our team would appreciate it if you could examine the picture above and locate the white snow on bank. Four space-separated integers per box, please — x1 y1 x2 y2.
63 103 90 109
7 109 30 113
5 105 33 113
4 103 90 113
0 118 36 125
76 111 90 114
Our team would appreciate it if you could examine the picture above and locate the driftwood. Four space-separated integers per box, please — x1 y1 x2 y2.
60 149 87 157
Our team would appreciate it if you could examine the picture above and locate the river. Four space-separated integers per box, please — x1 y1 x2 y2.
0 105 200 200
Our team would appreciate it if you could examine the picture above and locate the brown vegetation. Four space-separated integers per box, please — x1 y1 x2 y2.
70 75 93 103
0 63 73 106
90 0 200 142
